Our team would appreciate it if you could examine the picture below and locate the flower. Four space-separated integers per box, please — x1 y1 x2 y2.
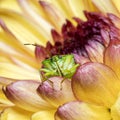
1 0 120 120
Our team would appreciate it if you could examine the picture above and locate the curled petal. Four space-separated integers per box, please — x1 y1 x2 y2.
105 39 120 78
72 62 120 107
73 53 90 65
55 101 111 120
85 41 104 63
35 45 48 62
3 80 53 112
51 29 62 43
101 29 110 47
0 107 32 120
108 13 120 29
0 78 15 109
37 77 76 107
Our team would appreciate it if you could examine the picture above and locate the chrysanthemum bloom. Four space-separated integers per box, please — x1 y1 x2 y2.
1 0 120 120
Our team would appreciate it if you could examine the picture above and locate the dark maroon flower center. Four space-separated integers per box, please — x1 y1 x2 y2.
35 11 120 62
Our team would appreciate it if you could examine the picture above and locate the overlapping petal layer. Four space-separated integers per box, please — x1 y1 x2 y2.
55 101 111 120
105 39 120 79
72 62 120 107
37 77 76 107
3 80 53 112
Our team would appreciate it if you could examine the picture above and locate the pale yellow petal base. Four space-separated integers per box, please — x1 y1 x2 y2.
0 107 32 120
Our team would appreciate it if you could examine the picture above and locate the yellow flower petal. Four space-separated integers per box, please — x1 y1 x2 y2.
112 0 120 13
0 19 34 57
0 107 32 120
39 1 65 31
111 94 120 120
0 63 40 80
0 0 21 13
49 0 74 21
0 9 47 49
0 56 11 63
72 62 120 107
68 0 97 20
0 50 39 70
0 77 16 85
4 80 53 112
55 101 111 120
31 110 55 120
0 78 14 108
105 39 120 79
17 0 54 40
92 0 119 16
0 87 14 107
68 0 85 20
